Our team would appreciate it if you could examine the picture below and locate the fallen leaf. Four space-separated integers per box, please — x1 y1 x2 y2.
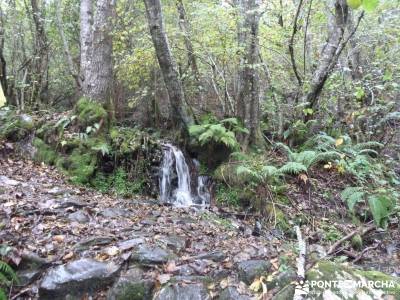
62 251 74 260
335 138 344 147
157 274 171 284
53 235 65 243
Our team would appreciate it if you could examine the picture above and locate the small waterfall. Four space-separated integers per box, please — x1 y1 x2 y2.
159 144 210 206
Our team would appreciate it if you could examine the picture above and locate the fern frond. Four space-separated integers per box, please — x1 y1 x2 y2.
353 141 383 151
0 260 18 285
279 162 307 175
314 151 341 164
261 165 279 178
275 142 293 157
293 150 317 168
341 186 365 212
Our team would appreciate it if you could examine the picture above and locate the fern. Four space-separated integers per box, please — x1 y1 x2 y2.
0 260 18 298
279 162 308 175
353 141 383 151
341 186 365 212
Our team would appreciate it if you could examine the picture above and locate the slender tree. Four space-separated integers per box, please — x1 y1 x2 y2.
236 0 263 147
144 0 193 132
80 0 93 91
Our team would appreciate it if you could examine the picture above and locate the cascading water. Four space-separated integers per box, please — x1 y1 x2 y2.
159 144 210 206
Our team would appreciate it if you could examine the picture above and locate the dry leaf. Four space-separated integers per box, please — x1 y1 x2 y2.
53 235 65 243
298 173 308 184
335 138 344 147
250 278 262 292
157 274 171 284
104 246 119 257
62 251 74 260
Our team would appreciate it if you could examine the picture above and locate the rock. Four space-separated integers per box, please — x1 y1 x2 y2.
131 245 175 265
266 268 297 291
107 267 155 300
0 175 20 186
68 210 89 223
17 269 42 286
46 187 71 195
195 251 226 262
58 197 87 208
74 236 114 251
156 235 186 252
140 218 157 226
178 264 195 276
304 261 400 299
18 250 49 270
271 284 295 300
154 283 211 300
237 260 271 284
218 287 252 300
39 258 120 299
117 238 145 251
100 207 129 218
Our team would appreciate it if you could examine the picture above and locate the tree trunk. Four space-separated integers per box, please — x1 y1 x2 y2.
304 0 349 113
346 10 362 80
0 6 7 99
30 0 49 107
236 0 263 147
144 0 193 132
56 1 81 91
80 0 93 94
83 0 115 104
176 0 205 111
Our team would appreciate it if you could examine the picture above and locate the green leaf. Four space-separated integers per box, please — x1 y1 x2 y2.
362 0 379 12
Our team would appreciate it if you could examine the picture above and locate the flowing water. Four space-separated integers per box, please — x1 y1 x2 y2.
159 144 210 206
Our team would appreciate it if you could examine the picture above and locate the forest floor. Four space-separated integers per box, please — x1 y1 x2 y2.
1 153 399 299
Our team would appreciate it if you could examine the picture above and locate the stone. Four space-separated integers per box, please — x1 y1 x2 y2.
107 268 155 300
0 175 20 186
39 258 120 299
266 268 297 291
237 260 271 284
154 283 211 300
131 245 175 265
218 287 252 300
156 235 186 253
271 284 295 300
117 238 145 251
195 251 226 262
58 197 87 209
100 208 129 218
17 269 42 286
305 261 400 299
68 210 89 223
74 236 114 251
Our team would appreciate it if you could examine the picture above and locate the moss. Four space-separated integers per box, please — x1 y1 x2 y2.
115 282 147 300
351 234 363 250
33 138 58 165
75 97 108 129
67 148 97 184
266 204 290 232
356 269 400 296
0 113 34 142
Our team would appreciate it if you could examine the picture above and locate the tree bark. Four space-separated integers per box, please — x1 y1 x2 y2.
0 6 7 98
144 0 193 132
80 0 93 93
176 0 205 111
30 0 49 107
83 0 115 104
236 0 263 147
304 0 350 113
56 1 81 91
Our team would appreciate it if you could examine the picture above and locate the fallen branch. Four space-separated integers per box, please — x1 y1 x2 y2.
353 244 379 264
327 226 375 256
293 226 308 300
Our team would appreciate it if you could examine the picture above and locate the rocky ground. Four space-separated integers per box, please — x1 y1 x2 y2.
1 157 400 299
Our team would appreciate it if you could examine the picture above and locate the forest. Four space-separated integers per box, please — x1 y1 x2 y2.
0 0 400 299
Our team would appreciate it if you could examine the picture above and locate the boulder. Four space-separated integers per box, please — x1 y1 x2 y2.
154 283 211 300
131 245 175 265
237 260 271 284
68 210 89 223
39 258 120 299
218 287 252 300
107 268 155 300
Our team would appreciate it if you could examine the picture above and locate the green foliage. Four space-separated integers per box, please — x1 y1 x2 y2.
341 186 397 228
215 184 241 207
0 260 18 299
67 148 97 184
33 138 58 165
189 117 247 149
75 98 108 129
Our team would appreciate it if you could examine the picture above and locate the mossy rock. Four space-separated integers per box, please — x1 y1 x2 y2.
266 204 290 232
65 148 97 184
75 98 108 129
0 111 35 142
33 138 58 165
214 162 250 187
305 261 400 299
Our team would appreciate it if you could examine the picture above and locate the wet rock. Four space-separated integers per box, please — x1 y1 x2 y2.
117 238 145 251
132 245 175 265
17 269 42 286
100 207 129 218
39 258 120 299
237 260 271 284
107 267 155 300
218 287 252 300
195 251 226 262
156 235 186 252
154 283 211 300
178 264 195 276
68 210 89 223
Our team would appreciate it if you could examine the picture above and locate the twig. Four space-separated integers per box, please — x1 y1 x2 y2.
289 0 304 86
327 226 374 256
293 226 308 300
353 244 379 264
